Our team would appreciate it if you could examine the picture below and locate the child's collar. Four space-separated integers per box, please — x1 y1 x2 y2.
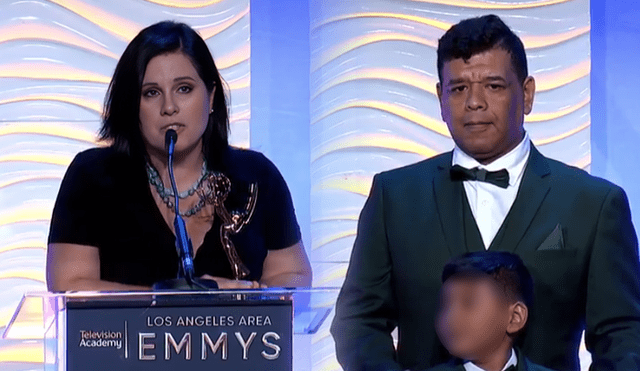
462 348 517 371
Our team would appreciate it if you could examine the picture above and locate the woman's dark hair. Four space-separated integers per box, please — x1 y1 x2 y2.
437 14 528 84
100 20 229 169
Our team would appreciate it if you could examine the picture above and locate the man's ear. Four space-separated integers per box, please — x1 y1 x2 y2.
523 76 535 115
506 301 528 335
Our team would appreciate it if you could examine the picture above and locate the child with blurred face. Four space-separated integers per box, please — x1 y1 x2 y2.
430 251 556 371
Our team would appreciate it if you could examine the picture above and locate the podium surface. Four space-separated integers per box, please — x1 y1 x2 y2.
2 288 340 371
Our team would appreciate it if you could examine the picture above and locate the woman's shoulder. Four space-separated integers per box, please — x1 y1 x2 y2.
223 146 278 179
66 146 140 183
225 146 270 165
70 146 126 167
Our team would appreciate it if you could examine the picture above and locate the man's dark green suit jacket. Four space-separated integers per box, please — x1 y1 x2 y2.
330 145 640 371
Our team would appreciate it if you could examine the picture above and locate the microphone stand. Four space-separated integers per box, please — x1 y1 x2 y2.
152 130 218 291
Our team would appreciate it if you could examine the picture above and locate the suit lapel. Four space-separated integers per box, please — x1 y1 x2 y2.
492 145 551 253
433 152 468 259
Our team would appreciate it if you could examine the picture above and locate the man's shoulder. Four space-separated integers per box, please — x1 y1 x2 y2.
540 152 623 196
521 356 557 371
515 347 558 371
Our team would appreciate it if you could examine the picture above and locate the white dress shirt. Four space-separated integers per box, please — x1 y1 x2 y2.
452 132 531 249
463 348 518 371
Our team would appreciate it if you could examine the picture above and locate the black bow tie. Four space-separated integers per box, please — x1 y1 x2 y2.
450 164 510 189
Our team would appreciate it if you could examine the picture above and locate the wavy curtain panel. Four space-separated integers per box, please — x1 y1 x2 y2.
309 1 590 370
0 0 249 367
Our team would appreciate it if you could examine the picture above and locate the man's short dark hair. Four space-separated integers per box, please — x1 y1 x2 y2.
442 251 534 311
437 14 528 84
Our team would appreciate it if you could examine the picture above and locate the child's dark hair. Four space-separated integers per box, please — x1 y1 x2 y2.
442 251 534 340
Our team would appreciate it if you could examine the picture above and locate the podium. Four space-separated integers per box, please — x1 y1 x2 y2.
2 288 340 371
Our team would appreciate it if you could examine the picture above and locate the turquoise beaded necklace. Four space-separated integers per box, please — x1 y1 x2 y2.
146 161 210 217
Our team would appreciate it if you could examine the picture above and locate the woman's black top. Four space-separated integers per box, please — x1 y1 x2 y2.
48 146 301 286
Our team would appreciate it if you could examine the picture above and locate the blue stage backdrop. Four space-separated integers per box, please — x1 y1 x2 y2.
590 0 640 238
0 1 638 371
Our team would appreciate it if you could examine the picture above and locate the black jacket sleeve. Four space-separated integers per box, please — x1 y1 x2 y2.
330 174 402 371
585 186 640 370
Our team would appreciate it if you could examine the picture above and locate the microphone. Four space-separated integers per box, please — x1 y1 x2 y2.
152 130 218 291
165 129 196 285
165 129 177 154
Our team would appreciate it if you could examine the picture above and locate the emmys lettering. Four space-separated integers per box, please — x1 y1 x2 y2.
139 315 280 361
79 330 123 349
138 331 281 361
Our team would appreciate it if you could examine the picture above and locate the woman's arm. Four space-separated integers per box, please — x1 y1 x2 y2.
260 241 312 287
46 243 149 292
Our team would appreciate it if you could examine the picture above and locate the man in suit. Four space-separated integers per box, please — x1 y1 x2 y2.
330 14 640 371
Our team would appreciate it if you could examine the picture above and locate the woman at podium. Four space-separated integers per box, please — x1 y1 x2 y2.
46 21 312 292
